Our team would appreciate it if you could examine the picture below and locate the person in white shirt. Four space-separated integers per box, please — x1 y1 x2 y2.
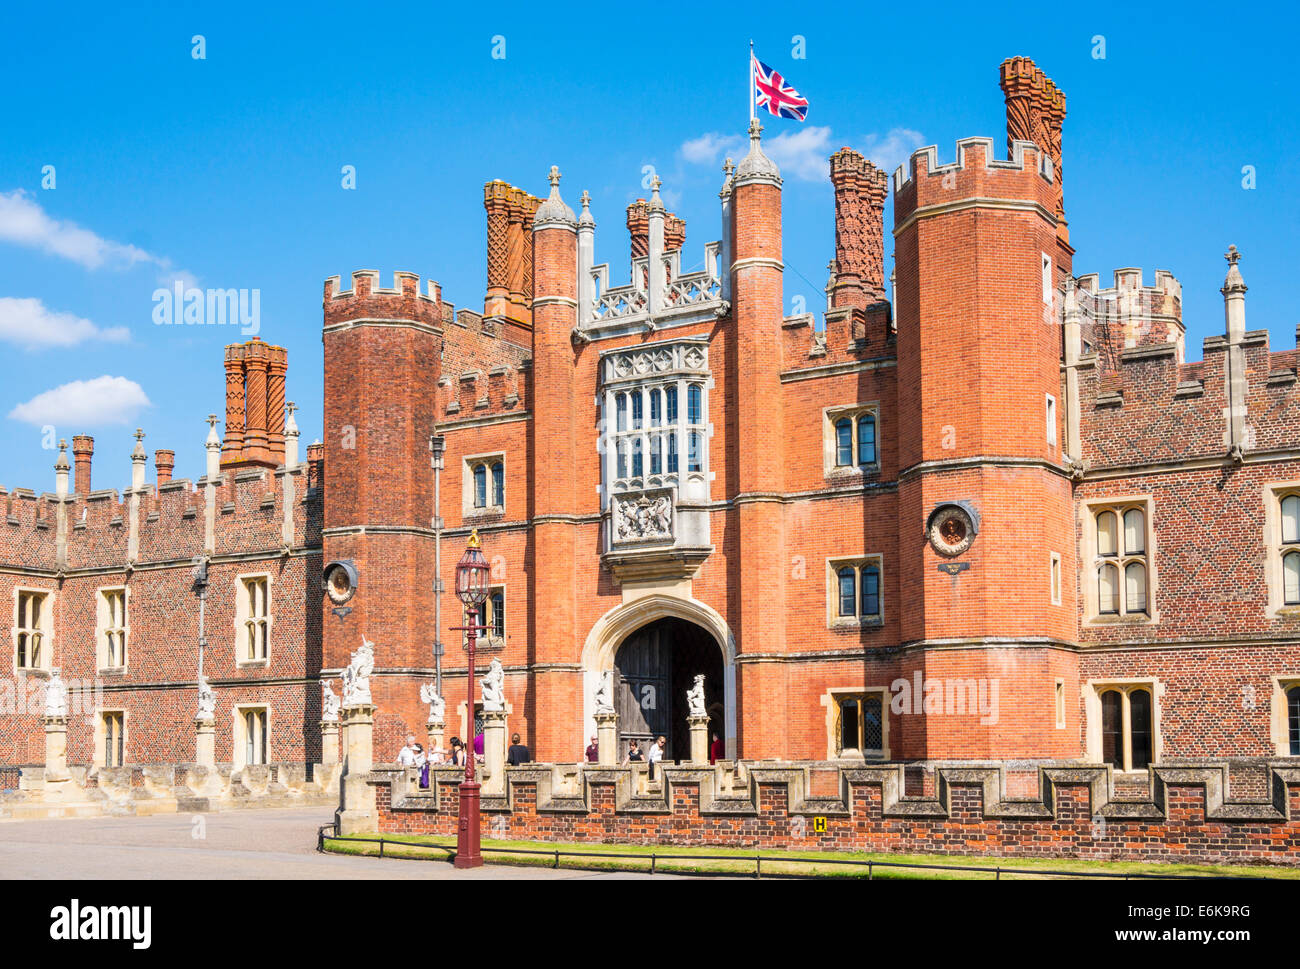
647 735 666 779
397 734 419 768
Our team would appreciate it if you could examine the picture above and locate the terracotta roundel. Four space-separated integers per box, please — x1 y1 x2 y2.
928 504 975 557
323 560 358 605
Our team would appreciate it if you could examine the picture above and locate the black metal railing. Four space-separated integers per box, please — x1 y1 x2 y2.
316 826 1261 880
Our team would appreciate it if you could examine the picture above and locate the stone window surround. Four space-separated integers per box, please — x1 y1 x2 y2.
12 585 54 674
1054 677 1066 729
1262 480 1300 619
466 583 507 647
822 401 882 478
1050 551 1063 606
1269 675 1300 757
1078 495 1159 626
1083 677 1163 774
463 452 506 517
93 708 127 769
95 585 130 673
820 686 890 760
232 703 271 770
234 572 273 668
825 554 886 630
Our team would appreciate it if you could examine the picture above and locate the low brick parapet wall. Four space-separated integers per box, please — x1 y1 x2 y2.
365 760 1300 866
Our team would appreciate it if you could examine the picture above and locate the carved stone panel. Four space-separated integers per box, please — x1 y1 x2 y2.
612 490 674 545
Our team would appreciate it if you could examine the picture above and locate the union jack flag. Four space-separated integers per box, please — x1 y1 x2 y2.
752 55 809 121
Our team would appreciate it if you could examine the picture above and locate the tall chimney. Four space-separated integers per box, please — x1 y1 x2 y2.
1000 57 1067 238
222 344 246 466
267 344 287 465
828 147 887 308
155 449 175 487
72 434 94 495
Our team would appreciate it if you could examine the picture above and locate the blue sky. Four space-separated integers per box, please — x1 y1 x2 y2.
2 1 1296 492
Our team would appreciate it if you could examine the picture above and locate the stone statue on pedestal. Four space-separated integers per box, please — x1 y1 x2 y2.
686 674 706 718
196 674 216 722
321 680 341 722
44 668 68 718
593 670 615 715
420 682 445 723
341 636 375 706
481 657 505 712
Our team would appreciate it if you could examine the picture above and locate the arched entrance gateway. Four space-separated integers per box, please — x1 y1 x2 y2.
614 618 723 761
581 595 737 761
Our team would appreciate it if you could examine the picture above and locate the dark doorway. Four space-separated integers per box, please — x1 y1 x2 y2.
613 617 724 762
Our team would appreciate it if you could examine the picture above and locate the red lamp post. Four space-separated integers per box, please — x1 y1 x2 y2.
452 529 490 869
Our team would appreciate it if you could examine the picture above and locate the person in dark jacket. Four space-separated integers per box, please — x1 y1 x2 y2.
506 732 531 766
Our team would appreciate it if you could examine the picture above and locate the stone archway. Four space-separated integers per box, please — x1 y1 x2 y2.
581 595 737 760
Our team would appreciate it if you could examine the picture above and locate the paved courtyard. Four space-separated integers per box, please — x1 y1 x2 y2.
0 808 679 880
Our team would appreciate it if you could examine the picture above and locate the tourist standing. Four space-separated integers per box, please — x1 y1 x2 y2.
647 735 665 779
507 732 531 766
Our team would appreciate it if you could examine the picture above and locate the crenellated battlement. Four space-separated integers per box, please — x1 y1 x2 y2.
781 302 893 367
322 270 442 329
893 137 1054 195
1070 268 1185 369
440 360 530 421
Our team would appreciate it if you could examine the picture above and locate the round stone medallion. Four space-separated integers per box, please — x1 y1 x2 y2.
928 505 975 557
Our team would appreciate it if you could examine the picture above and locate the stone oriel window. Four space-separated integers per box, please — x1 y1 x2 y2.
827 555 884 629
14 589 52 671
236 575 271 665
824 404 880 477
97 587 128 670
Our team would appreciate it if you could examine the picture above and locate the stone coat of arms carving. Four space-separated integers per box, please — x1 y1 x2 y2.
613 491 673 543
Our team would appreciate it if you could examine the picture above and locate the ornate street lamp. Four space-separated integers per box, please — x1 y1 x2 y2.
452 529 490 869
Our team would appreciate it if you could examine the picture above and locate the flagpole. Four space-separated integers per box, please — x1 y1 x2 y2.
748 40 755 124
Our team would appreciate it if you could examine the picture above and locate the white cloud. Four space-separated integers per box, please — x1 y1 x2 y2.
0 190 159 270
857 128 927 177
679 126 926 184
680 132 744 166
763 125 836 182
0 297 129 349
8 376 151 426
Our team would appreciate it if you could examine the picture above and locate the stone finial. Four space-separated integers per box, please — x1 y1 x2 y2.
283 401 300 467
733 118 781 184
54 439 69 471
205 414 221 449
1222 245 1247 295
534 165 576 226
578 189 595 228
132 428 146 460
649 175 664 211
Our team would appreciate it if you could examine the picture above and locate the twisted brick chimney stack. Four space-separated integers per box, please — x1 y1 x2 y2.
221 337 288 470
828 147 888 309
626 200 685 260
1000 57 1067 240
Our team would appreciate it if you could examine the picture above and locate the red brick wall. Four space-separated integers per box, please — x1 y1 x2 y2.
371 765 1300 866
